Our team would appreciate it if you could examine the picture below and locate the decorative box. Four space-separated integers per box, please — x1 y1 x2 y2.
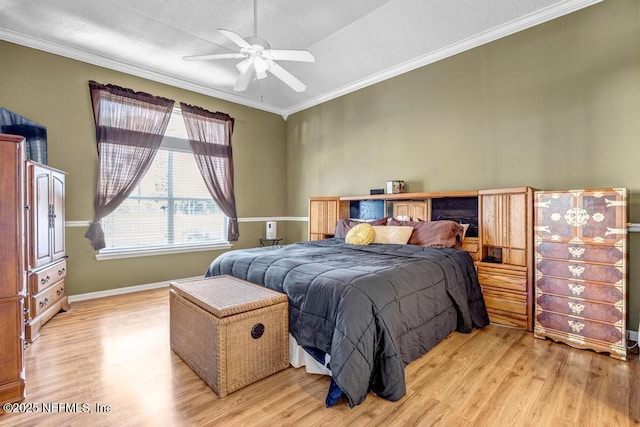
386 180 405 194
170 275 289 396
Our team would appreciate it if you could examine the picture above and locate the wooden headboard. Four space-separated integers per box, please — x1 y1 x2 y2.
342 190 481 260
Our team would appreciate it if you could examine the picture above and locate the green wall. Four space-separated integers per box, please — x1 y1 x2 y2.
286 0 640 330
0 41 288 295
1 0 638 331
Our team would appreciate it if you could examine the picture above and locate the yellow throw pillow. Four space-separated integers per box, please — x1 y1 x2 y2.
345 222 375 245
372 225 414 244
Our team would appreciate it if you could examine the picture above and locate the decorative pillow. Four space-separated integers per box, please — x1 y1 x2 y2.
372 225 414 244
387 218 464 248
460 223 470 239
345 222 375 245
334 218 387 238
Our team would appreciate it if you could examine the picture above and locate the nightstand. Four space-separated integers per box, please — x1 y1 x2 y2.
259 238 283 246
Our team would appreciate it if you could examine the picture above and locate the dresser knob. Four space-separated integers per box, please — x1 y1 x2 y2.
58 268 66 275
568 320 585 333
56 288 63 296
568 301 585 314
23 341 30 350
568 265 585 277
567 283 585 295
568 247 585 258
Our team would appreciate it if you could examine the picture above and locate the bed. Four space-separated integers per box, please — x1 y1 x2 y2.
205 228 489 407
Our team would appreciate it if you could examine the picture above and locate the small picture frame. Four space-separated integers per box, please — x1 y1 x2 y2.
386 180 405 194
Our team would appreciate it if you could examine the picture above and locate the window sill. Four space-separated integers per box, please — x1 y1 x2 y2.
96 242 233 260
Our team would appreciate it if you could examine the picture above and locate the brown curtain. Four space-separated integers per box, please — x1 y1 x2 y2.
85 81 175 250
180 103 239 241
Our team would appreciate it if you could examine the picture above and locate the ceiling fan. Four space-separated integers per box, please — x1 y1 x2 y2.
183 0 315 93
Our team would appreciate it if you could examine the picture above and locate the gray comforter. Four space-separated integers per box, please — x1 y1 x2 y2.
205 238 489 407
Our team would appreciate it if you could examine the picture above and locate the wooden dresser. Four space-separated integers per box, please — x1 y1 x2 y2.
0 134 27 404
25 161 69 342
533 188 628 360
476 187 535 331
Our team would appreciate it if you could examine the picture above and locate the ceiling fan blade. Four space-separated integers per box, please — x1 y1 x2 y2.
183 53 246 61
267 49 315 63
218 29 251 49
233 65 254 92
268 62 307 92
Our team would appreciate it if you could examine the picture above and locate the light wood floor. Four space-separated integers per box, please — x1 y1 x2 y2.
1 288 638 427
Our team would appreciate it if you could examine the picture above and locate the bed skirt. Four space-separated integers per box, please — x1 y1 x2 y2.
289 334 331 376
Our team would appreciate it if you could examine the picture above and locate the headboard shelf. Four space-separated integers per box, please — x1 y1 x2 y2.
339 190 478 201
343 192 480 238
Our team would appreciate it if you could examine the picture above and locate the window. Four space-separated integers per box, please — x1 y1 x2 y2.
99 109 229 255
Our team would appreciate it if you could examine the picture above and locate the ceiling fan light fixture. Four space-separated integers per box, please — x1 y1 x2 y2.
254 57 268 75
236 59 251 74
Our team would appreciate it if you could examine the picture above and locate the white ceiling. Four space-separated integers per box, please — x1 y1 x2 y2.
0 0 601 118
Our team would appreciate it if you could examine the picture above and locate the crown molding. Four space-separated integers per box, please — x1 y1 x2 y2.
0 28 286 116
0 0 602 118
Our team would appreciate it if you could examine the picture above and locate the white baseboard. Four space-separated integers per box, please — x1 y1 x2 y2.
68 276 202 302
630 329 638 342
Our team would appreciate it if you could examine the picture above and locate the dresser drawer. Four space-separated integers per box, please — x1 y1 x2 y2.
536 276 623 304
477 266 527 293
29 259 67 295
536 242 623 265
536 294 622 324
485 309 528 330
535 311 623 344
536 260 623 283
483 288 527 316
30 281 66 318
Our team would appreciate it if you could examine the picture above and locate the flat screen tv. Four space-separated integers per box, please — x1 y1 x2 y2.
0 107 47 164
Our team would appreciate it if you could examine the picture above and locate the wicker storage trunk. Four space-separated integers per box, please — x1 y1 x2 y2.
170 275 289 397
